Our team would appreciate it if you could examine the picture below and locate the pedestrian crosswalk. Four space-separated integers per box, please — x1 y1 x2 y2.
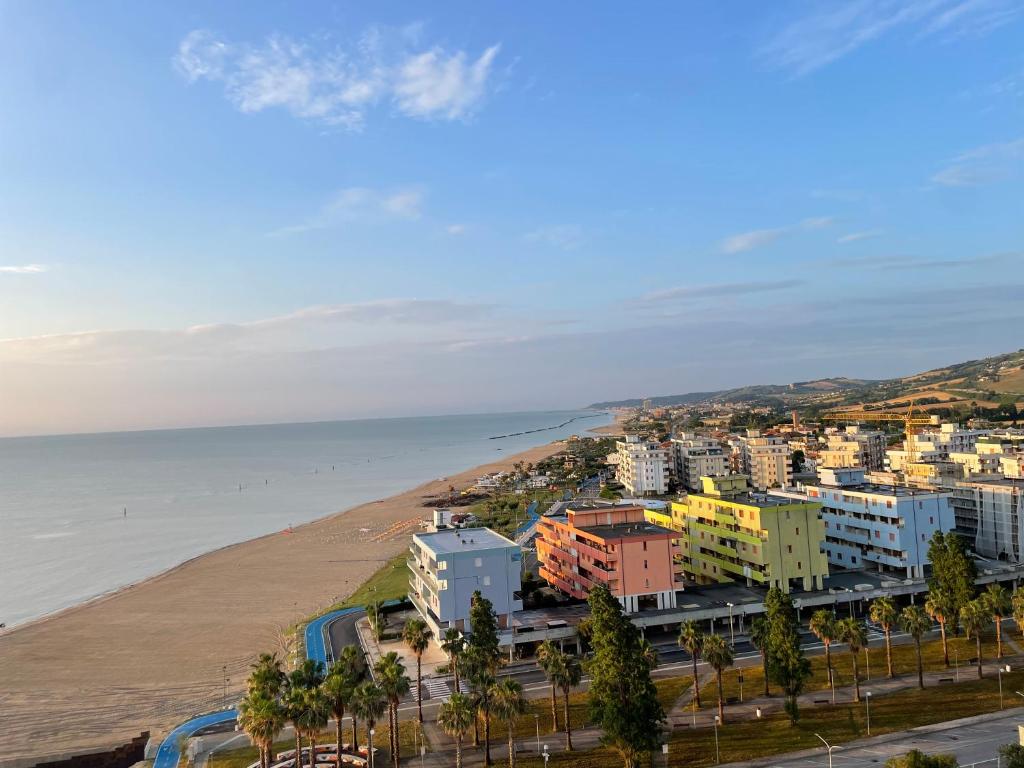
412 676 469 702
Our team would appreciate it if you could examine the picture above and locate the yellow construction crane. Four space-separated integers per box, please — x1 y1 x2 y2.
821 400 939 465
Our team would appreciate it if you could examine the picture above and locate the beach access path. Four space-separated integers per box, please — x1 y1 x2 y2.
0 441 565 766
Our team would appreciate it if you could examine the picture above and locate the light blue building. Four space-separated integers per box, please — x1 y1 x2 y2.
796 468 955 578
408 527 523 640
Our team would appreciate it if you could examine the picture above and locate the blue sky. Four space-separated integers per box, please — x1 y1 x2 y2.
1 1 1023 435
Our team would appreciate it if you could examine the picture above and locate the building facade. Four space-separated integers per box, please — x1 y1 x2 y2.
614 435 670 496
740 433 793 490
536 502 681 612
797 467 955 578
953 478 1024 563
671 433 729 491
408 527 523 639
663 475 827 593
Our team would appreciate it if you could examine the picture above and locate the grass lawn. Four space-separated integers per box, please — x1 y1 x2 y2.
511 667 1024 768
328 553 410 612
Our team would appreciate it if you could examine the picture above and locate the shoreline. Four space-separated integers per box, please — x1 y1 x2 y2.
0 438 573 764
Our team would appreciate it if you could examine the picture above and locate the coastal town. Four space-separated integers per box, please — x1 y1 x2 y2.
168 394 1024 768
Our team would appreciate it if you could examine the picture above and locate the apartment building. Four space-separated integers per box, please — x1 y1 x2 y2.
952 478 1024 562
614 434 670 496
796 467 955 578
536 502 681 612
819 439 862 469
671 433 729 491
739 433 793 490
820 426 887 471
408 527 523 639
1002 455 1024 479
664 475 827 593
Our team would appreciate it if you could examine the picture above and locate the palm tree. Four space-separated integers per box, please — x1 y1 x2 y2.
552 654 582 750
465 658 496 766
749 616 771 697
491 678 529 768
238 690 285 768
837 618 867 703
294 687 331 768
900 606 931 690
536 640 561 733
1012 588 1024 641
351 681 387 768
677 620 704 708
639 637 659 669
402 618 431 723
437 693 474 768
701 633 733 724
333 645 365 751
374 653 411 768
870 597 898 679
961 598 989 679
249 653 287 698
323 665 356 759
441 628 467 692
984 583 1012 659
809 609 837 702
287 661 325 767
925 589 954 667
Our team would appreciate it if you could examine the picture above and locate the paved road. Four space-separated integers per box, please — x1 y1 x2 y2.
325 608 365 661
153 710 237 768
740 709 1024 768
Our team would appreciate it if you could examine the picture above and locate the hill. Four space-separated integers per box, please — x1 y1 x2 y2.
587 348 1024 413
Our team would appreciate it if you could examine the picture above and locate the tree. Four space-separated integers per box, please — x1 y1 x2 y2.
837 618 867 703
437 693 474 768
1013 588 1024 641
925 590 955 668
402 618 431 723
287 660 325 768
238 690 285 768
765 588 812 722
749 617 771 697
984 583 1012 659
552 653 583 750
870 597 898 679
468 591 501 670
808 610 837 703
900 606 931 689
491 678 529 768
702 633 734 724
323 659 358 763
374 652 410 768
586 585 664 768
249 652 287 699
885 750 958 768
462 645 495 761
1000 743 1024 768
293 687 330 768
677 620 704 708
351 682 387 768
961 598 989 679
537 640 562 732
927 532 976 627
441 628 467 692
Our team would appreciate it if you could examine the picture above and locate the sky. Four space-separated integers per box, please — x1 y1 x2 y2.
1 1 1023 437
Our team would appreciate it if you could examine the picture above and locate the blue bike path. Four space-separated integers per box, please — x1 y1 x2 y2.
154 709 238 768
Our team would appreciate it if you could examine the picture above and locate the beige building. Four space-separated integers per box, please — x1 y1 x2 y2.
671 433 729 491
740 433 792 490
614 435 670 496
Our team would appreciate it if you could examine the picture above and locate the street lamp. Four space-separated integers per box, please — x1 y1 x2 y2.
999 665 1012 709
865 691 872 736
534 713 541 754
713 715 721 764
726 603 735 646
662 743 669 768
954 648 959 682
816 733 840 768
542 744 550 767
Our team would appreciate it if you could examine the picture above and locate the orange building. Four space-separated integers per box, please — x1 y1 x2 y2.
536 502 682 612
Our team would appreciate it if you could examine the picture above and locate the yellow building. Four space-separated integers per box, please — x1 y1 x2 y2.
653 475 828 593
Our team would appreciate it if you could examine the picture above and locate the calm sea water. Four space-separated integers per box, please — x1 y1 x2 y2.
0 410 610 627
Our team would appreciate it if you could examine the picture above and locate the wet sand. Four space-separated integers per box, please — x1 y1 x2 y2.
0 441 565 765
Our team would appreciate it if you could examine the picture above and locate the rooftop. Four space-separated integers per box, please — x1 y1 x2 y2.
956 477 1024 490
805 481 946 497
686 491 813 509
577 521 677 540
414 527 518 554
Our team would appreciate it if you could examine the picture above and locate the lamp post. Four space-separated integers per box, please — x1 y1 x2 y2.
865 691 872 736
954 648 959 682
662 743 669 768
816 733 840 768
999 665 1012 709
726 603 735 647
534 714 541 754
542 745 550 767
714 715 721 764
865 646 871 682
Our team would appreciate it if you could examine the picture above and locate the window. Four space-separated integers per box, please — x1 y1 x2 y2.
889 533 896 542
643 541 648 551
474 557 482 567
797 561 802 570
787 544 793 554
921 533 926 541
795 527 800 535
644 559 648 569
874 530 881 539
483 576 491 586
929 516 934 525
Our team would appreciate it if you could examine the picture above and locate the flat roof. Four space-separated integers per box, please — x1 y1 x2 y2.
808 482 944 497
577 521 677 540
414 527 518 554
957 477 1024 489
687 492 809 509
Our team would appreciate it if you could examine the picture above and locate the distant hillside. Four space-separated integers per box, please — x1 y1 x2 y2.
587 348 1024 412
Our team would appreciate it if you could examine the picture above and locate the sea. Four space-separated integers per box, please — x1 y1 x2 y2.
0 409 611 628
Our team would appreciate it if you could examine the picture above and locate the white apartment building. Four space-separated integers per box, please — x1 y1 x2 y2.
740 432 792 490
796 467 955 578
614 435 670 496
911 423 991 456
1002 455 1024 479
952 478 1024 562
819 439 862 469
671 433 729 491
408 527 523 640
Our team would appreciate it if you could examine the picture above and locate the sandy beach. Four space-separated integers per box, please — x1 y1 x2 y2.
0 440 566 765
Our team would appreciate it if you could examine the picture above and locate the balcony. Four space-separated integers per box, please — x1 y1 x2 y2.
574 539 618 563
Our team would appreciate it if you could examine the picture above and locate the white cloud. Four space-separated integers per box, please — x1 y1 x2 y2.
800 216 835 230
524 225 583 251
761 0 1021 76
446 224 466 236
0 264 48 274
268 186 424 236
720 227 787 254
394 45 500 120
837 229 883 243
642 279 804 303
175 28 501 128
931 136 1024 187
